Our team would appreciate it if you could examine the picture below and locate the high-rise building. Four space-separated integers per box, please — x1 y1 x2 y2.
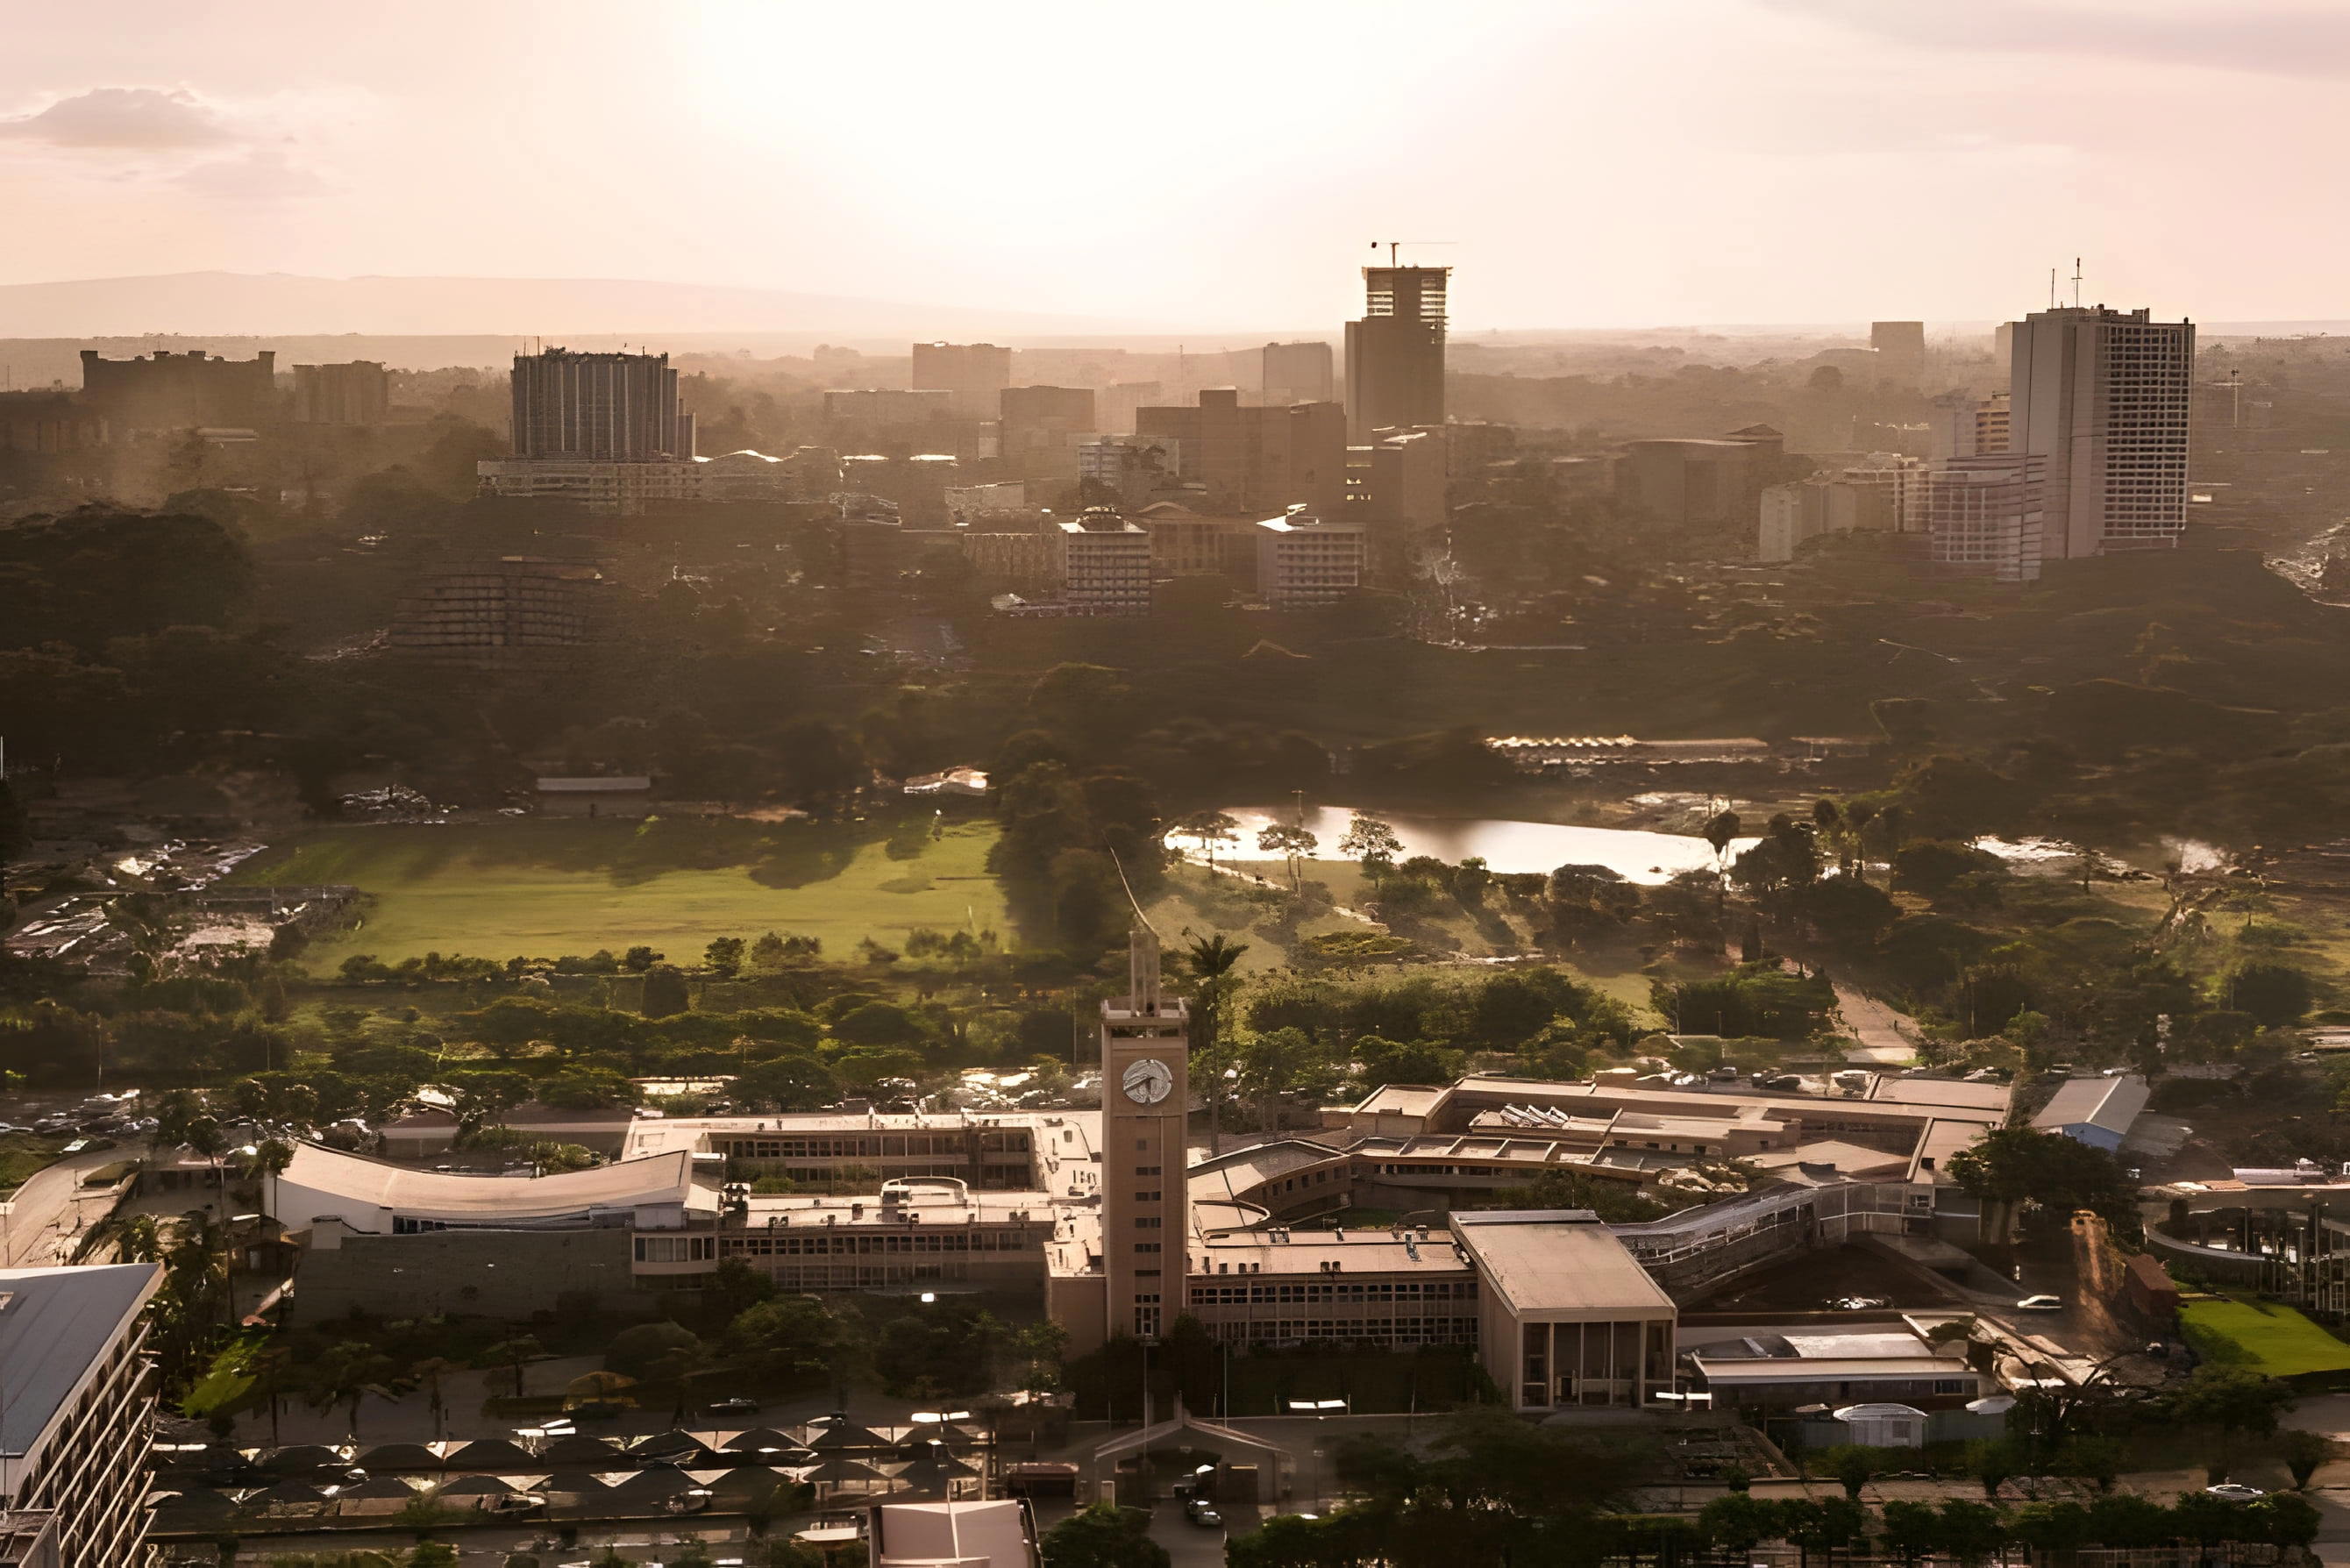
1097 927 1188 1339
0 1264 165 1568
2008 305 2194 559
1133 389 1346 517
1926 454 2047 583
1262 340 1335 406
291 361 390 424
79 347 274 431
999 386 1098 481
910 342 1011 419
1870 321 1926 386
1343 266 1449 441
508 348 694 462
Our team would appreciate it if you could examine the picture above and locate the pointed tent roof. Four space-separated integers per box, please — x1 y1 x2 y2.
632 1428 716 1458
261 1444 348 1472
697 1466 799 1503
539 1433 626 1466
440 1437 537 1469
801 1415 887 1451
605 1465 701 1498
159 1486 239 1516
796 1454 888 1486
437 1473 524 1496
719 1427 812 1458
354 1442 442 1472
246 1479 331 1505
332 1476 424 1502
893 1422 980 1450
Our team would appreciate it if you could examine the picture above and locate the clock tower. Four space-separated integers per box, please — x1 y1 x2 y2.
1100 923 1189 1340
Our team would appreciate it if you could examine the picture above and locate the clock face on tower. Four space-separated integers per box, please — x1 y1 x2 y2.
1122 1058 1173 1105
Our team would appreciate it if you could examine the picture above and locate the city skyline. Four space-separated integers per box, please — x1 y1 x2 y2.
6 1 2349 330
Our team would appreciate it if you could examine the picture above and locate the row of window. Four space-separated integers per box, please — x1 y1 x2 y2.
722 1229 1040 1256
1188 1279 1478 1304
1204 1317 1478 1346
712 1133 1029 1158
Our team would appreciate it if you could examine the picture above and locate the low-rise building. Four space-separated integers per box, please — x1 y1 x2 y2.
1253 510 1363 608
1054 510 1150 616
2030 1074 2150 1152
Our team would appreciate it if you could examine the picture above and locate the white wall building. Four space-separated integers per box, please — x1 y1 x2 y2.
0 1264 164 1568
1253 510 1364 607
1054 510 1151 616
2009 305 2194 559
1925 454 2047 583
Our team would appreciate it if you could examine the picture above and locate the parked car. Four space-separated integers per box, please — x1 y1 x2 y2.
663 1488 715 1515
487 1493 547 1515
2012 1295 2064 1311
2204 1485 2265 1501
1188 1504 1223 1528
1826 1296 1889 1311
706 1397 760 1415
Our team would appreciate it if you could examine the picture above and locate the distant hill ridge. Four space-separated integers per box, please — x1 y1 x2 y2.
0 270 1113 341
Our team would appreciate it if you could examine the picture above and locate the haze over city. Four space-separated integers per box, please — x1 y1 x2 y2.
7 0 2350 331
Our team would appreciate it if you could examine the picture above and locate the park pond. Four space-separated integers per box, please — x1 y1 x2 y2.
1171 806 1748 884
1171 809 2230 887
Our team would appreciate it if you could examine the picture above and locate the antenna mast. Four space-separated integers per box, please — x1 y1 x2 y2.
2071 257 2083 309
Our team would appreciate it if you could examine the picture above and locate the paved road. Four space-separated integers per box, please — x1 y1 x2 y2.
3 1144 134 1268
1833 984 1921 1065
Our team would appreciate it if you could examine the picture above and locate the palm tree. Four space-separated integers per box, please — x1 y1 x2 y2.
485 1335 544 1399
306 1341 396 1440
409 1357 463 1440
1181 934 1250 1151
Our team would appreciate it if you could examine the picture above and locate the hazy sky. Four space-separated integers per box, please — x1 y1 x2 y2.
3 0 2344 330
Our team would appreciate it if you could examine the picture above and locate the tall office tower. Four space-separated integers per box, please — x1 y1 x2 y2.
1870 321 1926 386
999 386 1099 481
509 348 694 461
1134 389 1347 517
2008 306 2194 559
292 360 391 424
1262 340 1335 406
1343 266 1449 441
1100 926 1188 1341
911 341 1012 419
0 1264 166 1567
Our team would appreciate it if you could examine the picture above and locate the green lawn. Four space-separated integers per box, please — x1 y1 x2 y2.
0 1135 69 1198
230 816 1011 971
2180 1295 2350 1379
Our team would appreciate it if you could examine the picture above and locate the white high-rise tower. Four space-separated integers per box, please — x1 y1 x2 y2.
2007 305 2194 560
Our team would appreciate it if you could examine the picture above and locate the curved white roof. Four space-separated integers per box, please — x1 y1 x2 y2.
270 1141 709 1228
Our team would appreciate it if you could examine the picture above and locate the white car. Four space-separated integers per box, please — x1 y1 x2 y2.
2013 1295 2064 1311
2204 1484 2265 1501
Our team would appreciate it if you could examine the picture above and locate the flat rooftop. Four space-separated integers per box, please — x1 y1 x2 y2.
1450 1210 1677 1317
